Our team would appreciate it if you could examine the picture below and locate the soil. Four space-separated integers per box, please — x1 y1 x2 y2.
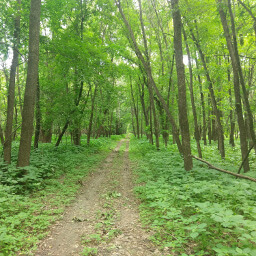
34 139 166 256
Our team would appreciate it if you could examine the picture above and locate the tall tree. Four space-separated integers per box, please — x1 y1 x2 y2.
17 0 41 167
116 0 183 155
218 0 250 172
171 0 193 170
4 0 21 164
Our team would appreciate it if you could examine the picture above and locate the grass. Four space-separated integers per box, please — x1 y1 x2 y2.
0 135 123 256
130 135 256 256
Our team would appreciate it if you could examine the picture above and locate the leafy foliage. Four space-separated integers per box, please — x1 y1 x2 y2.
130 136 256 256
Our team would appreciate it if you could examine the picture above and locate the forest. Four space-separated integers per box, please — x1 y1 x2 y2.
0 0 256 255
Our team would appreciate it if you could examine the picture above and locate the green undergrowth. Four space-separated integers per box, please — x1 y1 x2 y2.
130 136 256 256
0 135 123 255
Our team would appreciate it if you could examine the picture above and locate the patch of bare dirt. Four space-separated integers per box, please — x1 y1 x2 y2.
34 139 166 256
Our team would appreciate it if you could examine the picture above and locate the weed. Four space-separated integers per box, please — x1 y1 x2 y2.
81 247 98 256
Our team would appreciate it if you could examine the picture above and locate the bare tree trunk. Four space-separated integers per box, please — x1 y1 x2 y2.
4 0 21 163
172 0 193 170
227 0 256 155
17 0 41 167
34 77 41 149
116 0 183 154
87 84 98 145
188 23 225 158
130 79 140 139
208 96 212 145
195 60 207 145
148 81 160 149
218 0 250 172
138 79 152 143
183 28 202 158
0 116 4 145
227 60 235 147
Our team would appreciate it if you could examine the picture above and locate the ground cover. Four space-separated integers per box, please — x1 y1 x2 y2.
130 136 256 256
0 135 122 255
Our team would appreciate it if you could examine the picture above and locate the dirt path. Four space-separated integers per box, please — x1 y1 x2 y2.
35 139 164 256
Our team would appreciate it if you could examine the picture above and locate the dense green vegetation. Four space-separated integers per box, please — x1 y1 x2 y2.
130 136 256 256
1 0 256 254
0 136 121 255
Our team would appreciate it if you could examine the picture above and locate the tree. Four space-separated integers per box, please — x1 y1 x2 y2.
17 0 41 167
171 0 193 170
218 0 250 172
3 0 21 164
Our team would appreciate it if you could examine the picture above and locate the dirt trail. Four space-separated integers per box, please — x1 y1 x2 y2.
35 139 164 256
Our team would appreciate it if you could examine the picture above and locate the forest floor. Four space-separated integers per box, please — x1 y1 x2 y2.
34 139 165 256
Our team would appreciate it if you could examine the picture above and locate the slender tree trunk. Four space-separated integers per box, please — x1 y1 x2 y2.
87 84 98 145
131 107 136 137
183 28 202 158
172 0 193 170
227 0 256 154
116 0 183 154
0 115 5 145
4 0 21 163
188 23 225 158
208 95 212 145
148 82 160 149
218 0 250 172
228 61 235 147
34 77 41 149
196 66 207 145
149 105 154 144
138 80 152 143
17 0 41 167
55 121 69 147
130 79 140 139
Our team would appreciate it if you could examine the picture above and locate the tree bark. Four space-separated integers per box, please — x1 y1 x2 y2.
227 0 256 155
188 23 225 158
34 76 41 149
218 0 250 172
87 84 98 145
183 28 202 158
171 0 193 170
130 78 140 139
17 0 41 167
116 0 183 155
4 0 21 163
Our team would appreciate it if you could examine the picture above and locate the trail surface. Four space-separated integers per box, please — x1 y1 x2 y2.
35 139 164 256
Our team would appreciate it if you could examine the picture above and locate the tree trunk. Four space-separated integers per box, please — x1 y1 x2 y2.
0 116 4 145
17 0 41 167
87 84 98 145
148 82 160 149
4 0 21 163
172 0 193 170
34 76 41 149
116 0 183 155
227 0 256 155
130 79 140 139
195 60 207 145
183 28 202 158
138 80 152 143
188 23 225 158
218 0 250 172
228 61 235 147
